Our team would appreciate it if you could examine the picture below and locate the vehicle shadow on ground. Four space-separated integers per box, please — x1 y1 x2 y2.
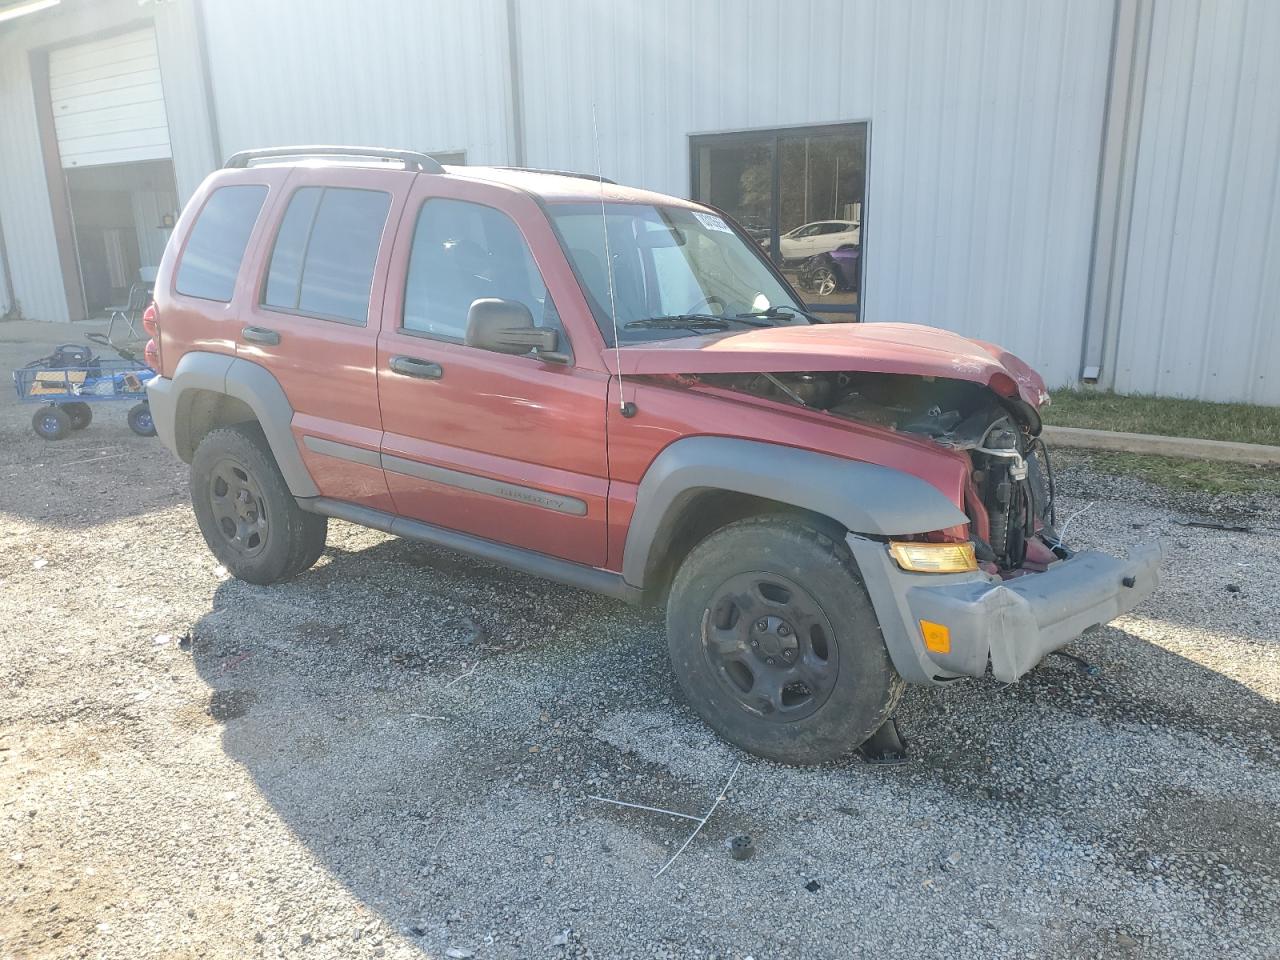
184 535 1280 954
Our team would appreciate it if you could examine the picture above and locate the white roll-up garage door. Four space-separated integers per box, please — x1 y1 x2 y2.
48 27 172 168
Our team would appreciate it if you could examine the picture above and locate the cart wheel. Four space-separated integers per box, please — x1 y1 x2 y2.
128 402 156 437
63 402 93 430
32 405 71 441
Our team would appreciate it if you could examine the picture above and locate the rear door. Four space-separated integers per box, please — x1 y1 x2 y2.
235 166 414 512
375 177 610 567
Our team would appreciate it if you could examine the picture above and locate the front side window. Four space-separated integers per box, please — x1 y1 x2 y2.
549 202 804 344
263 186 390 324
402 198 557 341
176 184 268 302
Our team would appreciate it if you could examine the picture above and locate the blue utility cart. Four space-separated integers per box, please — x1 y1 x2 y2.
13 353 157 440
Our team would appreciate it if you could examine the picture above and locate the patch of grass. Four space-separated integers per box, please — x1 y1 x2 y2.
1076 450 1280 497
1043 389 1280 446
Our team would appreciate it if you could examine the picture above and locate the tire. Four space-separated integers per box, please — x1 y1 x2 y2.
32 405 71 441
190 423 328 585
127 402 156 437
666 515 903 765
63 402 93 430
809 264 838 297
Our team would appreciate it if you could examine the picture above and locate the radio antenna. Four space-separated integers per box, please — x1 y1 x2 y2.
592 102 635 417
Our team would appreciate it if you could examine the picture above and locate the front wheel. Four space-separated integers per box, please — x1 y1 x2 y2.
190 423 327 585
666 515 903 765
32 405 71 441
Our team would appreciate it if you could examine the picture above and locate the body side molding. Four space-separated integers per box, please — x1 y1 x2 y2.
297 497 640 602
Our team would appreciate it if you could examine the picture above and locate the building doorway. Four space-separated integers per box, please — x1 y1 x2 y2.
691 123 867 321
46 25 177 319
64 160 176 316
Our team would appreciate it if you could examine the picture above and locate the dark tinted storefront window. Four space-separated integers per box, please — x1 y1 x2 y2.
691 124 866 321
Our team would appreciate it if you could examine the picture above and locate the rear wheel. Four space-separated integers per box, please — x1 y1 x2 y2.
32 405 71 441
127 402 156 437
191 423 327 584
666 515 903 764
63 402 93 430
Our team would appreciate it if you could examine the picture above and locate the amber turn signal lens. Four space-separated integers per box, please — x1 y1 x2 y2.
919 620 951 654
887 541 978 574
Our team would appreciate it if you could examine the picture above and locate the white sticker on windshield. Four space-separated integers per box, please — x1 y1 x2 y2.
693 211 733 234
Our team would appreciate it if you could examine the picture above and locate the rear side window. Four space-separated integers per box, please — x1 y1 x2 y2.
176 184 268 302
263 186 391 324
402 198 557 340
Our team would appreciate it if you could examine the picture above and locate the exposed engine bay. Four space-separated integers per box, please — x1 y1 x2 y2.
689 371 1064 574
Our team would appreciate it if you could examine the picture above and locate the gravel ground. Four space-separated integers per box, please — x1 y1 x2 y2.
2 321 1278 960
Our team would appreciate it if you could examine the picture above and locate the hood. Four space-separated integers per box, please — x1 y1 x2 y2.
603 322 1049 407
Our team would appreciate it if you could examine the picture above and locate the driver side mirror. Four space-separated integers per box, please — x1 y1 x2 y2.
465 298 567 362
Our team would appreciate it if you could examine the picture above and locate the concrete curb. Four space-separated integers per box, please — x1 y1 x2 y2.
1042 425 1280 465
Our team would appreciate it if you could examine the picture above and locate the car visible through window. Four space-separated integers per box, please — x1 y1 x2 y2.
548 203 806 344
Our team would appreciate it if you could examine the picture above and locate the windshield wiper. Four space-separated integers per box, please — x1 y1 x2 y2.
734 304 823 324
624 313 772 332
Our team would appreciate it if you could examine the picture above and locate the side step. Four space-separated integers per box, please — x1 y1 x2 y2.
296 497 642 604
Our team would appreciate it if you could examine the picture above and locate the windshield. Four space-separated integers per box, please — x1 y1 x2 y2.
548 202 806 344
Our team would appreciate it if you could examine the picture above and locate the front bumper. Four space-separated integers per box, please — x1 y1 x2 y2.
847 535 1163 684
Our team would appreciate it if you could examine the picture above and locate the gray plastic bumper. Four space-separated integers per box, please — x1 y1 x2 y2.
145 375 179 458
847 535 1163 684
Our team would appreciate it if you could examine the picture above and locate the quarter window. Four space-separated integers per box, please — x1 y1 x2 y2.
402 198 558 341
176 184 268 302
263 186 391 324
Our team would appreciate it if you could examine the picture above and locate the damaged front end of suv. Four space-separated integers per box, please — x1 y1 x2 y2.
694 369 1064 578
612 320 1161 688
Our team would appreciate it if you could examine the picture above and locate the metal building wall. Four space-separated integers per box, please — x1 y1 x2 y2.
199 0 516 165
1110 0 1280 404
0 27 64 321
0 0 218 322
514 0 1116 388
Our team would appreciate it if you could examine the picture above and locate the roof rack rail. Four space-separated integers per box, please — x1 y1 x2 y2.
224 145 445 174
493 166 615 185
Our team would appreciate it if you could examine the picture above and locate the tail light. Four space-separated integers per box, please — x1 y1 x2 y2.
141 303 160 371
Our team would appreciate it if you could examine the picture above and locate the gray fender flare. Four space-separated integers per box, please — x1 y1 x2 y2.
149 350 319 497
621 436 968 589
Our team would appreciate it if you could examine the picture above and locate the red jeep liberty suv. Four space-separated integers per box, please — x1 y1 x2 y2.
146 146 1160 764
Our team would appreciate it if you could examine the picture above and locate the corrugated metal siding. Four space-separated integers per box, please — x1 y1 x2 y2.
200 0 514 164
0 26 69 321
516 0 1116 388
1112 0 1280 403
151 0 220 202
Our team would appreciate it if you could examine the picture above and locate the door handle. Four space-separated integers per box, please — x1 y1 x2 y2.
389 355 443 380
241 325 280 346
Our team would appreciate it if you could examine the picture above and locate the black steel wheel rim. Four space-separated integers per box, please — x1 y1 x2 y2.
700 571 840 722
208 456 269 558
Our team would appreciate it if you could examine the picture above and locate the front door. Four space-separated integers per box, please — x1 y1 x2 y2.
375 178 610 568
